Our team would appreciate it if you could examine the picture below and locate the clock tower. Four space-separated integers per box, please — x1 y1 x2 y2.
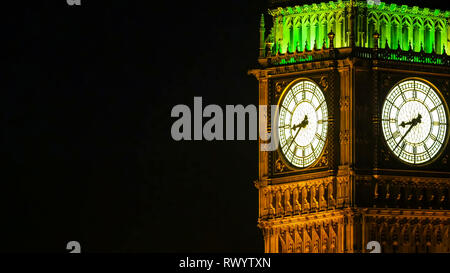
250 0 450 253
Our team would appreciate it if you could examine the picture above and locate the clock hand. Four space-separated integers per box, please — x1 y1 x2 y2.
292 115 309 131
394 114 422 151
400 114 422 128
394 125 414 151
287 115 309 151
399 121 411 128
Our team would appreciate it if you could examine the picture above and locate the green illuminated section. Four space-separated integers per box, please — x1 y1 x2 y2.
279 55 314 65
384 53 443 65
264 1 450 55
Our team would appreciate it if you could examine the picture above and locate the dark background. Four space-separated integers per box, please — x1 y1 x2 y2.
3 0 448 252
4 0 265 253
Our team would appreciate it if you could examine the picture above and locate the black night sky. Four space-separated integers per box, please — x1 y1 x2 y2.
3 0 448 252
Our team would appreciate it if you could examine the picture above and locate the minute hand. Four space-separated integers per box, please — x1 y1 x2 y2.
394 124 415 151
288 117 309 151
394 117 421 151
287 124 303 151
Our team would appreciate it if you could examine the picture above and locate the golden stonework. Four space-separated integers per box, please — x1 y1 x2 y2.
250 0 450 253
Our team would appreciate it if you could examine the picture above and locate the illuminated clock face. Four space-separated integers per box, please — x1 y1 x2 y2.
382 79 448 165
278 80 328 168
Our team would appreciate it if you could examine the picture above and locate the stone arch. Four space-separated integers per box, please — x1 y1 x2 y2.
318 13 328 48
401 15 413 50
424 23 434 53
379 16 390 48
335 11 345 47
423 224 433 253
391 15 401 49
310 15 320 49
294 227 303 253
401 224 411 253
293 16 302 52
390 224 401 253
435 20 445 54
368 16 378 48
379 222 389 252
367 11 379 24
412 18 424 51
302 16 311 50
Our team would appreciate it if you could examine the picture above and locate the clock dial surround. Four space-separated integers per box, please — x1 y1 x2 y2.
277 79 329 169
381 78 449 165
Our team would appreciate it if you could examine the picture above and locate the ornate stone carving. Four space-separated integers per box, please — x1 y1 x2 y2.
339 96 350 111
370 178 450 210
339 130 350 144
275 81 289 98
293 187 301 214
381 148 391 161
319 184 327 210
319 76 329 92
383 74 392 88
300 186 309 213
363 210 450 253
328 182 336 208
284 189 293 215
444 80 450 98
275 157 287 173
442 155 448 165
259 213 346 253
314 154 329 168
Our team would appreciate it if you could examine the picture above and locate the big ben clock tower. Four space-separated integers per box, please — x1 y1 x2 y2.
250 0 450 253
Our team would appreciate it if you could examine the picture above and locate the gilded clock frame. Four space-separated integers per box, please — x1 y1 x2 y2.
274 77 329 171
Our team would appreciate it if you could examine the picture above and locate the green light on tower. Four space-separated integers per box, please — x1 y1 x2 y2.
263 1 450 55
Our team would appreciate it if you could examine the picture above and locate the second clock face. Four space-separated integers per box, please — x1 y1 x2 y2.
382 79 448 165
278 80 328 168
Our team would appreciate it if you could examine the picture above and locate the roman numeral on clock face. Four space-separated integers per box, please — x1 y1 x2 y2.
397 141 406 152
392 131 400 139
315 133 324 142
285 136 294 148
293 94 299 104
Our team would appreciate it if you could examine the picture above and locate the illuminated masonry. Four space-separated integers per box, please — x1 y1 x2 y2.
250 0 450 253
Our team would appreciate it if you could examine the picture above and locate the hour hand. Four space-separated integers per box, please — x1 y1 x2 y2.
292 115 309 131
394 114 422 151
399 121 411 128
400 114 422 128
